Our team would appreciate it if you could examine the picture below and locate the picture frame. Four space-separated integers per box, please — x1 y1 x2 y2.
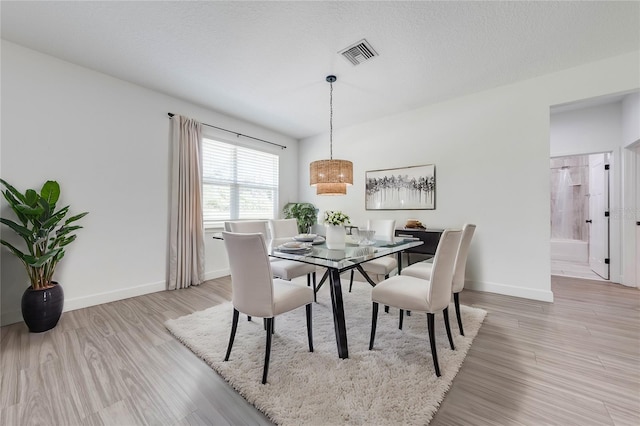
365 164 436 210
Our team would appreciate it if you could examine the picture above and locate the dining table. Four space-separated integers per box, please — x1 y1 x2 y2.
268 235 424 359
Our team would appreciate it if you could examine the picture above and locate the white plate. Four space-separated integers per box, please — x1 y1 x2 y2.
311 236 326 245
276 246 312 254
293 234 317 242
276 242 311 253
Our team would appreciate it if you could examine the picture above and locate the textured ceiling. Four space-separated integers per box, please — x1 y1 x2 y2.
1 1 639 139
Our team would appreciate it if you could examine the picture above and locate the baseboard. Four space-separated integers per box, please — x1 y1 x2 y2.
64 280 167 312
1 310 23 327
1 270 232 327
466 279 554 302
204 268 229 281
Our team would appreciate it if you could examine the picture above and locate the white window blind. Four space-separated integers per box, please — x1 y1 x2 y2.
202 137 279 227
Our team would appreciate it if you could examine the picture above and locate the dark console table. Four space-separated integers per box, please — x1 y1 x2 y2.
394 228 443 265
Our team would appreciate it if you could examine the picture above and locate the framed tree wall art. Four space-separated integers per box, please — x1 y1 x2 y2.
365 164 436 210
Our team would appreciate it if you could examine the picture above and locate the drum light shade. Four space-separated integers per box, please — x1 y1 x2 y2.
310 159 353 185
316 182 348 195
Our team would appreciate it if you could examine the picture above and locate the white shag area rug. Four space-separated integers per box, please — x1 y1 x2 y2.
165 280 486 425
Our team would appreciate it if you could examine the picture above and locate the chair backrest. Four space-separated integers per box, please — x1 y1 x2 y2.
367 219 396 240
225 220 270 238
222 232 275 318
452 224 476 293
427 229 462 311
309 224 326 237
269 218 300 247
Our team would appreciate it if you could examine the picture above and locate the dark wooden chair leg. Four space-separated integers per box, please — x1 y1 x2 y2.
385 305 390 313
224 309 240 361
306 304 314 352
399 309 404 330
427 313 440 377
247 316 252 321
369 302 379 350
312 272 317 302
262 318 273 384
454 292 464 336
407 310 411 316
349 270 355 292
443 307 455 350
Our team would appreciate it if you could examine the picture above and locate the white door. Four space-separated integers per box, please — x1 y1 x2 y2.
636 146 640 288
588 153 609 279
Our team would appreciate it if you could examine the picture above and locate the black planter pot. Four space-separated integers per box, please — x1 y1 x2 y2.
21 283 64 333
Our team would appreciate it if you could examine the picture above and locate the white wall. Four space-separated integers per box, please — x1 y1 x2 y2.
0 41 299 325
622 92 640 147
621 94 640 287
299 51 640 301
550 102 623 157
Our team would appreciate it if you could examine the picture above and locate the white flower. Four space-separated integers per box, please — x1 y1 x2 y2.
324 210 351 226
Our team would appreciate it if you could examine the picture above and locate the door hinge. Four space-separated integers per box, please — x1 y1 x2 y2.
604 164 610 170
604 258 610 264
604 211 609 217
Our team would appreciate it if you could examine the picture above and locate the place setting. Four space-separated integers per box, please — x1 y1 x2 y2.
274 241 313 254
292 233 326 245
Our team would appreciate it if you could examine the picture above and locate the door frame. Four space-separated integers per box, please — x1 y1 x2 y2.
587 153 610 279
550 150 622 284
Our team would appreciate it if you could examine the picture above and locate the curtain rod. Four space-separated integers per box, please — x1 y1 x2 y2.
168 113 286 150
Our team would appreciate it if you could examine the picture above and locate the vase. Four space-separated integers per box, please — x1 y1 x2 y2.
326 225 346 249
21 282 64 333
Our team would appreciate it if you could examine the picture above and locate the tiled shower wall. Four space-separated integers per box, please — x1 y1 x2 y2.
550 155 589 241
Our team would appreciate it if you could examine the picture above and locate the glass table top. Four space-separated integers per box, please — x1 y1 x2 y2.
268 237 423 271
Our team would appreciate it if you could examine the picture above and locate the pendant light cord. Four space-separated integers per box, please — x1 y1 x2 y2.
329 80 333 160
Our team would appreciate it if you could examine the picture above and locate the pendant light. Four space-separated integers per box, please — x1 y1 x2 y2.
310 75 353 195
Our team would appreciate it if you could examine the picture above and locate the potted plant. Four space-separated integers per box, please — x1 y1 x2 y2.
0 179 88 332
323 210 350 249
282 202 318 234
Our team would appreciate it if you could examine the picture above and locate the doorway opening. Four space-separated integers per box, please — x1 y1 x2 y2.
550 153 610 281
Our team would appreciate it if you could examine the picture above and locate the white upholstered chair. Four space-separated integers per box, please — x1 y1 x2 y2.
222 231 314 384
225 220 316 291
369 229 462 377
269 219 318 300
349 219 398 292
401 224 476 335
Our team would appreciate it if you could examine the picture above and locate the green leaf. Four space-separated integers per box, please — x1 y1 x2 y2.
24 189 39 207
0 179 27 204
28 249 61 268
56 225 82 237
59 235 77 247
0 218 33 240
15 203 44 217
2 192 28 225
41 214 64 231
41 181 60 207
65 212 89 224
54 248 66 262
0 240 27 261
38 197 52 221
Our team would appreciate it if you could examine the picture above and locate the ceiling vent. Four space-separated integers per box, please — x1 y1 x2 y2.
339 39 378 66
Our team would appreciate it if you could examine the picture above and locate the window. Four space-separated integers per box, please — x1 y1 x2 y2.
202 137 279 227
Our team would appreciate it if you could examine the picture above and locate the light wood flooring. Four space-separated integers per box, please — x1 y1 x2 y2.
1 275 638 425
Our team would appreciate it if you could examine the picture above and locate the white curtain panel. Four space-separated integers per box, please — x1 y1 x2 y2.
168 115 205 289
